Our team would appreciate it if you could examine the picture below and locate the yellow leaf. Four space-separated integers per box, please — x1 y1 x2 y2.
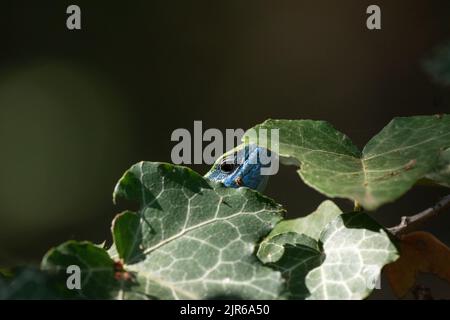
385 231 450 298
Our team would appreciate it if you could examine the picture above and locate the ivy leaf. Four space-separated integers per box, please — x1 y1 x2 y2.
111 162 285 300
2 241 121 300
245 115 450 210
111 211 143 264
426 147 450 188
0 267 59 299
41 241 120 299
306 212 398 299
258 201 399 299
258 232 323 299
385 231 450 298
264 200 342 241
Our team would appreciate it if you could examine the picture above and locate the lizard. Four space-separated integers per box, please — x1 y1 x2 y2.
204 144 274 192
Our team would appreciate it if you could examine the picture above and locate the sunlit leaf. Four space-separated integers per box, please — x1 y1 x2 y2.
111 162 285 299
245 116 450 210
258 201 399 299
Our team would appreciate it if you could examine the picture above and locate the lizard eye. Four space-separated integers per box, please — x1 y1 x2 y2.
219 159 237 173
220 162 236 173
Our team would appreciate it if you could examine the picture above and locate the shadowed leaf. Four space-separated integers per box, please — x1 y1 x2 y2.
385 231 450 298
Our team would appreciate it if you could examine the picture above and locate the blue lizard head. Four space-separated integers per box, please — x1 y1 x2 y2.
204 144 274 192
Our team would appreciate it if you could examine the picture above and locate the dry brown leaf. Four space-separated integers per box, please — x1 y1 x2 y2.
385 231 450 298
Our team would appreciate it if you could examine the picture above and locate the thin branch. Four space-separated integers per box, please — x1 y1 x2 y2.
388 194 450 236
354 201 363 212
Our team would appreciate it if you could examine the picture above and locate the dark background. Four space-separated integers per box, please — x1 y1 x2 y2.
0 1 449 298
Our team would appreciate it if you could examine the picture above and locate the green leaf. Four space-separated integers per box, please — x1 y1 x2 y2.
111 161 285 299
426 147 450 188
258 233 323 299
41 241 119 299
258 201 399 299
245 115 450 210
111 211 143 264
306 212 398 299
265 200 342 241
0 267 59 299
